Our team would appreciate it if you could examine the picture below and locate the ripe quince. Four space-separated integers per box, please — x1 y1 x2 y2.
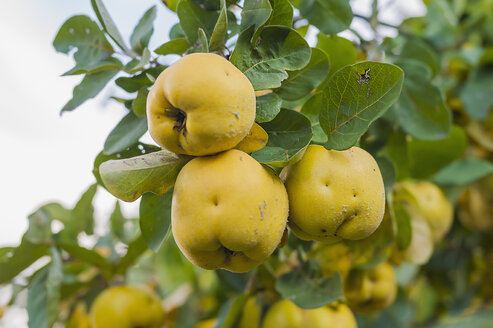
283 145 385 243
344 262 397 313
172 149 289 272
262 300 357 328
395 181 453 242
147 53 255 156
90 285 165 328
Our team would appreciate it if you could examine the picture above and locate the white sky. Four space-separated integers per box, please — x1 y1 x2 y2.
0 0 425 325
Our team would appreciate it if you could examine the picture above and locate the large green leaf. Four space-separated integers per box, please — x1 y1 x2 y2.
459 67 493 120
231 26 311 90
64 184 98 238
132 87 149 117
26 207 53 245
431 158 493 186
392 202 413 251
0 237 50 284
266 0 293 27
53 15 116 75
177 0 220 43
99 150 191 202
240 0 272 33
209 0 228 52
139 190 173 252
399 38 440 76
408 125 467 179
27 248 63 328
103 112 148 155
155 38 191 56
255 92 282 123
115 235 148 274
276 48 329 101
115 66 166 93
392 60 451 140
130 6 157 54
252 108 312 167
316 34 356 84
93 143 160 188
300 92 327 144
298 0 353 34
319 61 404 150
91 0 133 55
62 69 118 113
276 262 343 309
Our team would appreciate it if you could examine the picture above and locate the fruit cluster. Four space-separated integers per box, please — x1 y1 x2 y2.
145 53 388 274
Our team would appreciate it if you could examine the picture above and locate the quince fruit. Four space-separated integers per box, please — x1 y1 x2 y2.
90 285 165 328
283 145 385 243
147 53 255 156
172 149 289 272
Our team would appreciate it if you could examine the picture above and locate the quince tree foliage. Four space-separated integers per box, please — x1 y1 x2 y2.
2 0 493 327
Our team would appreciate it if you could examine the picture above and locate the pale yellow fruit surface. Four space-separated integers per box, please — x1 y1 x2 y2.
262 300 356 328
238 296 262 328
312 242 352 278
147 53 255 156
283 145 385 243
172 149 289 273
344 262 397 313
90 286 165 328
235 123 268 153
458 174 493 232
397 181 453 242
195 318 217 328
67 303 91 328
403 209 434 265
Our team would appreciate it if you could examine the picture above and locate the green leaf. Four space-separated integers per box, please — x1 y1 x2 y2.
209 0 228 52
162 0 181 12
255 92 282 123
132 87 149 117
115 66 166 93
103 111 148 155
0 237 50 284
110 201 126 242
252 108 312 167
130 6 157 53
316 34 356 87
139 190 173 252
177 0 220 43
381 132 411 181
91 0 133 56
26 208 53 245
62 57 123 76
276 262 343 309
99 150 191 202
300 92 327 144
375 156 396 193
27 248 63 328
93 143 160 188
320 61 404 150
240 0 272 33
435 310 493 328
62 69 118 113
196 28 210 53
431 158 493 186
116 235 148 274
66 184 98 238
231 26 311 90
214 293 250 328
399 38 440 76
392 60 451 140
170 23 187 40
298 0 353 34
155 38 191 56
125 48 151 73
408 125 467 179
392 202 413 251
266 0 293 27
216 270 254 293
58 243 112 279
276 47 329 101
53 15 115 75
459 67 493 120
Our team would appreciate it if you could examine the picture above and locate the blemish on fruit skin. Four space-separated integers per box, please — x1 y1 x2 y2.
231 111 240 119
